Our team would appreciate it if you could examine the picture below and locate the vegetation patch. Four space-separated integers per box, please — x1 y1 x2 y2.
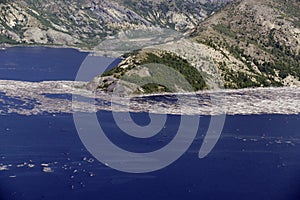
101 51 207 93
139 52 207 91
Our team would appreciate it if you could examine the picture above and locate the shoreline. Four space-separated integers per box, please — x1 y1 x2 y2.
0 43 91 53
126 85 300 98
1 79 300 116
0 77 299 98
1 44 299 98
0 43 121 59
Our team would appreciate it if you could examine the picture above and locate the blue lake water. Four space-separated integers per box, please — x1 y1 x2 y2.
0 47 121 81
0 47 300 200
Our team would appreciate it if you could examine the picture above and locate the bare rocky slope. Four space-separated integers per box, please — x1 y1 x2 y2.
193 0 300 88
91 0 300 94
0 0 230 48
1 0 300 93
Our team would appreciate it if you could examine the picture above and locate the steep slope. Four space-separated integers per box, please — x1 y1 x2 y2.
2 0 299 93
0 0 149 48
88 49 208 95
87 0 300 94
115 0 232 31
193 0 300 88
0 0 231 48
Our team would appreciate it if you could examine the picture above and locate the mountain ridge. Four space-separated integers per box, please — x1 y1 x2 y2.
1 0 300 93
88 0 300 94
193 0 300 88
0 0 231 48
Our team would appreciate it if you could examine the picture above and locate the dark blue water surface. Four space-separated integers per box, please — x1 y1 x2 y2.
0 47 300 200
0 47 121 81
1 113 300 200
